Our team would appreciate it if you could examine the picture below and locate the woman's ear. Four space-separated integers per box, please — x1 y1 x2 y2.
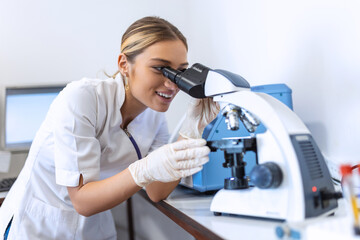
118 53 129 77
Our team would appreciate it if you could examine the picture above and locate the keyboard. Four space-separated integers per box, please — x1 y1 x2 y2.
0 177 16 192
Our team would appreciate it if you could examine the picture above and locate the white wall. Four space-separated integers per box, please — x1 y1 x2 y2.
185 0 360 166
2 0 358 165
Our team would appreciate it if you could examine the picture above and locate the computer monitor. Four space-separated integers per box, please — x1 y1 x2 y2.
0 85 65 152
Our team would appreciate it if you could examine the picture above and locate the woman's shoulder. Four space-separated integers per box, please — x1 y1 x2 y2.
63 77 124 102
65 77 119 91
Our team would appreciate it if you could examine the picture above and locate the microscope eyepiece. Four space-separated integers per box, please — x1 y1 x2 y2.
159 64 209 98
159 67 181 84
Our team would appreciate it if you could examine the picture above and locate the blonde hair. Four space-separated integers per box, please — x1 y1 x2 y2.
110 16 188 79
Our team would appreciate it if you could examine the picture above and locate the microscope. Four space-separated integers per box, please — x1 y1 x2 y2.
160 63 340 222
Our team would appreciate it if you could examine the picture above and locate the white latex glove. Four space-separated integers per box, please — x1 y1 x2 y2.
179 98 220 139
128 139 210 187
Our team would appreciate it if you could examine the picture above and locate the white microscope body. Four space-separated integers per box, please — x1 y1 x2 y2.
204 70 337 222
160 64 338 222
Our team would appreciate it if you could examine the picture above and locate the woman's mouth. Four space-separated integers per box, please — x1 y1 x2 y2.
155 91 173 99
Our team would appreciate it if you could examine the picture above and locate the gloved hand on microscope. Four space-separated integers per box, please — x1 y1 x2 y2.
129 99 219 188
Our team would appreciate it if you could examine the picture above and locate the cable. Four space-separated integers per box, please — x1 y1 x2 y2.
332 178 341 185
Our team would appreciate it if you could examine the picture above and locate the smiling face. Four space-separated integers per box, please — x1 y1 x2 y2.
120 40 188 113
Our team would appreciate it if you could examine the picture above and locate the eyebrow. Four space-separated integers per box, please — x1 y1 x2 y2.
150 58 189 67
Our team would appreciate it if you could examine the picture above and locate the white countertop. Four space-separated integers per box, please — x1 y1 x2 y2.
163 186 282 240
159 186 356 240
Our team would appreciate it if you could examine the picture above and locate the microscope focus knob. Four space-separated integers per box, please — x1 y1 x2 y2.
250 162 283 189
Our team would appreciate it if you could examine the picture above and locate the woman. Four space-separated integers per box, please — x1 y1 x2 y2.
0 16 218 239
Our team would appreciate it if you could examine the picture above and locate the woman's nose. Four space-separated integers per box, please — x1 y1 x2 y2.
164 78 178 90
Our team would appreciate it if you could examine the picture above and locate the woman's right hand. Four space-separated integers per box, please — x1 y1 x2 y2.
128 139 210 187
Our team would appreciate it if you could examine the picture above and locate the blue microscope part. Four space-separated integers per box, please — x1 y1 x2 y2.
190 83 293 192
275 225 302 239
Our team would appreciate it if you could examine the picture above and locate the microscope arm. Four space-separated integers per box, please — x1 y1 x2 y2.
213 90 310 220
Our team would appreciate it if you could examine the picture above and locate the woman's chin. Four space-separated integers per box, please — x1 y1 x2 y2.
150 103 171 112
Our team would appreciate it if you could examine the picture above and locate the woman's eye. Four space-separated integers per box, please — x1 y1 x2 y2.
152 66 187 73
152 66 164 72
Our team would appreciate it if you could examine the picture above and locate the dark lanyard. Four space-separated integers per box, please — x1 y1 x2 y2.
4 217 12 240
123 128 142 160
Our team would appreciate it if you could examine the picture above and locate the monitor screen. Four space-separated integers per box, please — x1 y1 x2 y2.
4 86 65 151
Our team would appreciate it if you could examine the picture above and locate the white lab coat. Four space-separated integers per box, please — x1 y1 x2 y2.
0 77 169 240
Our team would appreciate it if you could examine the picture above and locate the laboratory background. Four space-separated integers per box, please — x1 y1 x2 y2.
0 0 359 239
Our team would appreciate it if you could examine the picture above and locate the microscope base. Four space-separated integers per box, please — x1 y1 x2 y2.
210 188 289 220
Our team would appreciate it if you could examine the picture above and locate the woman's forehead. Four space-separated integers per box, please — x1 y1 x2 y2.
140 40 188 64
148 58 188 67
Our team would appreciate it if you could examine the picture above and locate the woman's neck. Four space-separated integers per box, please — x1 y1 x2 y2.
120 91 147 129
